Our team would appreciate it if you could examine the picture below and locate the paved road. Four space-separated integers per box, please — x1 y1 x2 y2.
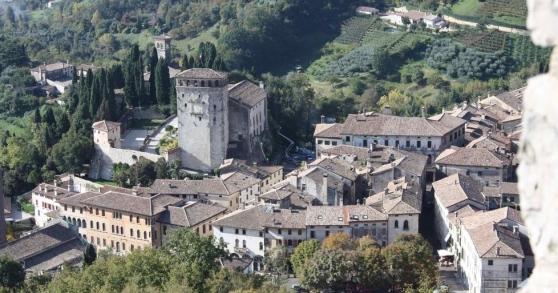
145 117 178 154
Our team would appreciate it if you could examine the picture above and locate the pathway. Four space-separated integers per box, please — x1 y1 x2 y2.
442 15 530 36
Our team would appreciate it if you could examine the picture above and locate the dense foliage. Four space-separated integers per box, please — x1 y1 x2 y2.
292 233 438 292
39 229 284 293
425 39 513 80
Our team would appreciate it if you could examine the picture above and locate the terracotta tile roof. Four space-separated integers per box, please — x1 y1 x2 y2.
494 87 525 112
466 135 512 152
435 147 511 168
309 157 357 181
460 207 523 230
227 80 266 108
158 201 226 227
31 62 73 73
305 205 348 226
466 222 524 258
92 120 120 132
81 192 182 216
175 68 227 79
219 159 282 180
213 205 306 230
314 123 343 139
340 113 465 137
432 174 485 209
149 179 229 195
482 182 518 198
58 191 102 208
320 145 370 161
221 172 261 194
0 221 84 270
33 183 77 200
366 185 421 215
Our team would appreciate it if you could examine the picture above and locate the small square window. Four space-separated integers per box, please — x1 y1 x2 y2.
488 260 493 266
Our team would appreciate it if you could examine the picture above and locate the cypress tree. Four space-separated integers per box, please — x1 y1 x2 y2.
155 58 171 105
124 45 140 107
89 74 102 118
105 70 117 119
148 47 158 105
32 108 41 124
43 107 55 125
56 111 70 135
189 56 196 68
181 54 189 70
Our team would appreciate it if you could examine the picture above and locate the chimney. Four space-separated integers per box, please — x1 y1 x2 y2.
421 106 425 118
259 81 265 89
68 176 74 192
322 174 329 204
320 115 326 123
513 225 519 236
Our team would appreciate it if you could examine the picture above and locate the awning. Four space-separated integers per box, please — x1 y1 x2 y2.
438 249 453 257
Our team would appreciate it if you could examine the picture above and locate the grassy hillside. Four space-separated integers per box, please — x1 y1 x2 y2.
450 0 527 27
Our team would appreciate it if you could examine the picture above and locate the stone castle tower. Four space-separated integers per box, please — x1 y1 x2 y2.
154 35 172 60
175 68 229 172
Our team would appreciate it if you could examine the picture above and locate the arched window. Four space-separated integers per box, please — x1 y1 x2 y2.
144 231 147 239
394 220 399 229
242 240 246 248
235 239 239 248
137 230 140 238
77 219 82 227
82 220 87 228
403 220 409 231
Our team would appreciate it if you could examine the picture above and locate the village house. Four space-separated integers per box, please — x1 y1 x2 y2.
147 179 235 210
212 205 306 266
435 147 513 187
158 201 227 245
219 159 283 193
258 182 317 209
58 190 182 253
356 6 379 16
220 171 261 208
0 221 84 275
453 208 532 293
366 179 421 243
30 61 74 94
315 112 466 161
285 157 358 205
432 173 487 250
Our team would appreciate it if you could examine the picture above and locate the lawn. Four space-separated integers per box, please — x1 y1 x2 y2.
18 199 34 214
451 0 480 17
114 23 219 57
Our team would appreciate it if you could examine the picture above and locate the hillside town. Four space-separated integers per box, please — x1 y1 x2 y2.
0 0 553 292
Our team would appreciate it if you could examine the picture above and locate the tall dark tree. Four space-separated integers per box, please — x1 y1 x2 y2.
124 45 141 107
84 244 97 266
56 111 70 136
148 48 159 105
32 108 41 124
43 107 55 125
89 73 102 117
0 256 25 289
180 54 190 70
155 58 171 105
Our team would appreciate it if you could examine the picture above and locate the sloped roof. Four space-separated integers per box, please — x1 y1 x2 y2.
221 172 261 194
432 174 485 209
435 147 511 168
158 201 226 227
466 222 524 258
228 80 266 107
460 207 523 229
340 113 465 137
314 123 343 139
58 191 102 208
305 205 347 226
309 157 357 181
320 145 370 161
494 87 525 112
213 205 306 230
0 222 83 266
92 120 120 132
81 192 182 216
149 179 229 195
175 68 227 79
366 185 421 215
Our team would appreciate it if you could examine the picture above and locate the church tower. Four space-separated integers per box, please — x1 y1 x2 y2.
154 35 172 60
175 68 229 172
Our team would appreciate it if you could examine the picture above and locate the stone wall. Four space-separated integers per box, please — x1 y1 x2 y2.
518 1 558 291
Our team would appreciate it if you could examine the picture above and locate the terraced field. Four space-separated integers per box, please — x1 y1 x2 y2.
505 35 552 68
335 16 379 44
455 31 508 52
